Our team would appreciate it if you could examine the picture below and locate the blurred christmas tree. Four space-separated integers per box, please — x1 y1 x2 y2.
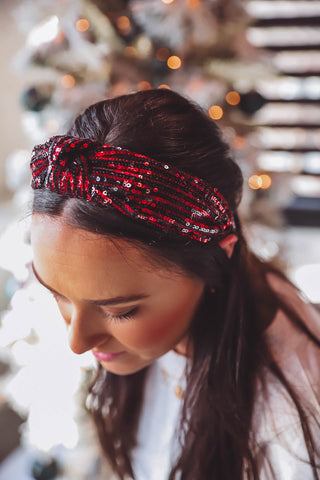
14 0 260 136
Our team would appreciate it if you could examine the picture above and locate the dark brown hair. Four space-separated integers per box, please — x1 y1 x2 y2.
32 89 320 479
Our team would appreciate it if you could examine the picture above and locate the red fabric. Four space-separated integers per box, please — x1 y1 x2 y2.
30 135 236 243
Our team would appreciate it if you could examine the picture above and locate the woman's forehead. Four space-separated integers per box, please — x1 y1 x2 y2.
31 213 149 267
31 214 183 295
30 215 154 298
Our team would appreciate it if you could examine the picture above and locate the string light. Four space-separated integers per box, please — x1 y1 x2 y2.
75 18 90 32
117 16 131 33
226 90 241 106
61 74 75 89
248 174 272 190
208 105 223 120
167 55 182 69
138 81 152 90
156 47 170 62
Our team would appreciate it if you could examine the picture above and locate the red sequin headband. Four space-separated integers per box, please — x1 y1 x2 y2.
30 135 236 243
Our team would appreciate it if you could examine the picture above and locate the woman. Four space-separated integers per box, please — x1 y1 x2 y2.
29 88 320 479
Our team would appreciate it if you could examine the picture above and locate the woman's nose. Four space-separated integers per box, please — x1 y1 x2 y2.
67 304 110 355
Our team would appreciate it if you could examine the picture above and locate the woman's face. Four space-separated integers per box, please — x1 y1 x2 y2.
31 214 205 375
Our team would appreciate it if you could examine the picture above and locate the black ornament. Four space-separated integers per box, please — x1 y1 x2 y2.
21 86 52 112
238 91 266 115
31 457 60 480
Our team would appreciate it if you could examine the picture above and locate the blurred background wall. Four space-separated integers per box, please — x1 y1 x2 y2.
0 0 28 202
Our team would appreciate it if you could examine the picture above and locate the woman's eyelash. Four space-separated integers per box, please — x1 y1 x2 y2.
50 291 138 322
109 307 138 322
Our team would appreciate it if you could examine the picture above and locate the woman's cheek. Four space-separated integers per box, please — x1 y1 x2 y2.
118 309 190 351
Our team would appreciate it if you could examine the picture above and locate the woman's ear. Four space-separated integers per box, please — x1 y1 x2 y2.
218 234 238 259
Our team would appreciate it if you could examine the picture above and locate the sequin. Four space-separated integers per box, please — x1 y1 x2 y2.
30 135 236 243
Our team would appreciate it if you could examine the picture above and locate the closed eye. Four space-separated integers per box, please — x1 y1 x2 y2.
49 289 139 322
107 307 139 323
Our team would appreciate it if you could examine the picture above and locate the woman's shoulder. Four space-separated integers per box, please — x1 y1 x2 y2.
265 271 320 338
263 271 320 408
265 273 320 372
265 272 320 391
250 272 320 476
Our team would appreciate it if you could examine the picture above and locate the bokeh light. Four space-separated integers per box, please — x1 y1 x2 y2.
208 105 223 120
248 175 262 190
61 74 76 89
75 18 90 32
231 135 246 150
45 119 61 134
260 174 272 189
117 16 131 33
124 46 138 58
156 47 170 62
226 90 241 106
187 77 204 92
135 35 153 58
162 0 175 4
248 174 272 190
157 84 171 89
186 0 200 7
138 81 152 90
167 55 182 69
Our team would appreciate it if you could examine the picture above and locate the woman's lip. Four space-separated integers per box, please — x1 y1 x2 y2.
92 350 127 362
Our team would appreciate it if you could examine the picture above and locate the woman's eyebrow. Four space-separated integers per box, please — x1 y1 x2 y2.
31 262 149 306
